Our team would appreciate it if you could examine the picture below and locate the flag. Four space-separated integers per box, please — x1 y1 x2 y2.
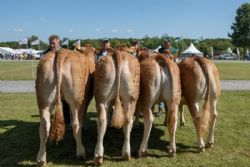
73 40 81 46
19 38 28 45
31 39 40 45
210 47 214 59
236 48 240 56
61 40 69 46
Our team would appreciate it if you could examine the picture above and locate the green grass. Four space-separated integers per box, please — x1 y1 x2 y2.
214 61 250 80
0 61 38 80
0 60 250 80
0 91 250 166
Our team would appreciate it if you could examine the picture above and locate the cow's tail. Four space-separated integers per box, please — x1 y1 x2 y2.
193 56 210 137
49 50 65 142
111 50 124 129
155 55 181 131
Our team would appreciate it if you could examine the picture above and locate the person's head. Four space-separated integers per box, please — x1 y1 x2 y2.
101 39 110 50
130 40 139 48
49 35 60 50
163 40 171 49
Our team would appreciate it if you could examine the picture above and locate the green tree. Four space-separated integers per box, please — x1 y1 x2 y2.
228 3 250 59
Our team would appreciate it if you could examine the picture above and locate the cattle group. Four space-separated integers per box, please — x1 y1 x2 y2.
35 45 220 166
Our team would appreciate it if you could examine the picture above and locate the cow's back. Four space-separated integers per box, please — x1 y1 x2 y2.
36 51 57 108
120 52 140 101
179 56 207 102
139 58 161 107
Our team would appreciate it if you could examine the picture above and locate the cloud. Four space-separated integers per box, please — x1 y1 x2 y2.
96 28 101 32
127 29 133 33
111 29 118 33
13 28 24 32
128 29 135 35
68 29 74 33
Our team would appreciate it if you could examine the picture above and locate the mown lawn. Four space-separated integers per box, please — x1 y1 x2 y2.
0 60 250 80
0 60 38 80
214 61 250 80
0 91 250 166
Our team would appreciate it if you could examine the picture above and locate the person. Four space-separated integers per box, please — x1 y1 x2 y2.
95 39 111 61
158 40 178 55
128 40 139 57
155 40 177 117
44 35 61 54
45 35 71 124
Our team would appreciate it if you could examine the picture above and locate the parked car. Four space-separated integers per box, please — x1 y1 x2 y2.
219 54 237 60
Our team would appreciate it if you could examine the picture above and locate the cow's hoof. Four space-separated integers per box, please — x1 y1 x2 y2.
138 150 148 158
198 147 205 152
123 154 131 161
37 161 46 167
205 142 214 148
168 150 176 157
94 156 103 166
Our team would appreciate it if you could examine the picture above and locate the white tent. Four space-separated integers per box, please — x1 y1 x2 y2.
227 47 233 54
0 47 16 54
181 42 203 57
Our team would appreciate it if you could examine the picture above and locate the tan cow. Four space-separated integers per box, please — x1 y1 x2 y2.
35 46 95 166
94 47 140 165
137 50 181 157
178 55 221 151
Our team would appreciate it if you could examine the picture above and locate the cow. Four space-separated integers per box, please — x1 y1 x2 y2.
35 46 95 166
178 55 221 152
137 49 181 157
93 47 140 165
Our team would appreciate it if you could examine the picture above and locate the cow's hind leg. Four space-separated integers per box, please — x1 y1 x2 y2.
122 100 136 160
37 106 52 166
166 101 178 156
179 104 185 126
206 99 218 148
70 103 86 160
188 102 205 152
138 107 153 157
94 103 107 165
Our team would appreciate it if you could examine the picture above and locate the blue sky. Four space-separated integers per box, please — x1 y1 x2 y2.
0 0 249 42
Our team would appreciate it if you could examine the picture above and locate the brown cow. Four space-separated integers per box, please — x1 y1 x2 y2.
94 47 140 165
137 50 181 157
35 47 95 166
178 55 221 152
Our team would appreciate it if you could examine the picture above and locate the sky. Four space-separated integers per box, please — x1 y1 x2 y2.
0 0 249 42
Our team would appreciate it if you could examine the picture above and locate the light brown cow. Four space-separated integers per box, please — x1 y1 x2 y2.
94 47 140 165
137 50 181 157
178 55 221 151
35 47 95 166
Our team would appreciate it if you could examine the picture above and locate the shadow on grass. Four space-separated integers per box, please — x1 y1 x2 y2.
0 112 195 166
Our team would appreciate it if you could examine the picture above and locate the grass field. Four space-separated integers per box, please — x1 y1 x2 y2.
0 60 38 80
214 61 250 80
0 91 250 166
0 60 250 80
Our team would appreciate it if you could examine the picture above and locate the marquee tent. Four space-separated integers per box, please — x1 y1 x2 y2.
181 42 203 57
0 47 16 55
